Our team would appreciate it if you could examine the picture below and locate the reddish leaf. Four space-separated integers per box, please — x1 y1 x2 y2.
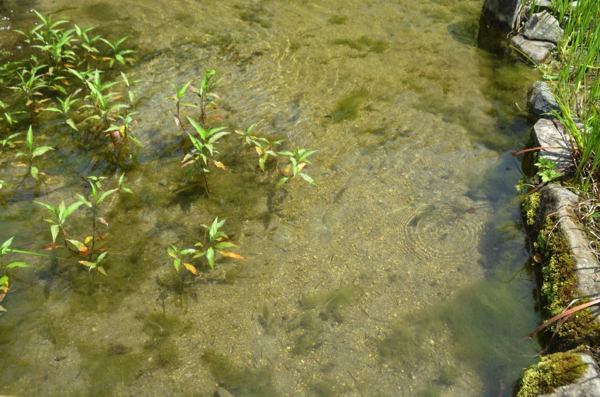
42 243 61 250
209 115 226 121
98 218 109 227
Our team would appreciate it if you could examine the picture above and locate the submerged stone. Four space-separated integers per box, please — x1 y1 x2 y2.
523 11 563 44
510 34 556 64
480 0 521 33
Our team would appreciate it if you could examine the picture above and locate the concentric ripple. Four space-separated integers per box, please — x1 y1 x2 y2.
398 204 484 263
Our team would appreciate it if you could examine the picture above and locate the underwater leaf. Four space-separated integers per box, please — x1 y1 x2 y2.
183 263 198 275
167 246 178 258
97 266 108 276
207 247 215 269
50 224 59 243
174 258 181 271
63 201 85 220
31 146 54 159
67 239 86 252
26 125 33 151
299 172 316 185
214 242 238 249
66 118 78 131
6 261 33 268
276 177 289 188
96 252 108 263
1 237 14 249
98 217 109 227
216 250 244 260
30 166 39 180
42 243 61 250
180 249 197 255
213 160 226 170
78 260 94 268
97 188 119 204
84 236 93 244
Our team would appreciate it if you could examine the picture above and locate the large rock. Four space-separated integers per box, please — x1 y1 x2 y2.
528 81 560 118
523 11 564 44
480 0 521 33
532 118 572 172
510 34 556 64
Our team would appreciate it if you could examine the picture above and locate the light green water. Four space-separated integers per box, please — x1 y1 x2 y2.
0 0 541 396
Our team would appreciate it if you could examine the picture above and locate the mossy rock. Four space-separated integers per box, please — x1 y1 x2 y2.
522 191 541 227
536 215 600 348
516 352 587 397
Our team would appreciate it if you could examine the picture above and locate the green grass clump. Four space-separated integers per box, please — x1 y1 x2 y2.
546 1 600 192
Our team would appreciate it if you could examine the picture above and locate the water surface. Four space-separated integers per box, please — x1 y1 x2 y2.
0 1 541 396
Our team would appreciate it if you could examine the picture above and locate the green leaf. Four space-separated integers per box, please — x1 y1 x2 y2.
97 266 108 276
180 249 197 255
96 252 108 263
35 201 59 217
299 172 316 185
26 126 33 152
276 177 289 188
63 201 84 220
66 119 79 131
6 261 34 269
31 146 54 159
207 247 215 269
50 224 59 243
67 239 86 251
215 241 238 249
174 258 181 271
167 245 178 258
1 237 14 249
97 188 119 204
30 166 39 180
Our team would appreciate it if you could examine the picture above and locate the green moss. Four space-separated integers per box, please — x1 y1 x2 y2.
419 385 441 397
536 216 600 347
516 352 587 397
522 192 541 226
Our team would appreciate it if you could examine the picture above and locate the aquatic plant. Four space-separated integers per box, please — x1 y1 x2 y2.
235 123 284 171
193 217 243 270
181 117 229 193
277 147 317 188
189 69 219 127
167 244 199 276
0 236 38 313
14 126 54 180
35 173 133 275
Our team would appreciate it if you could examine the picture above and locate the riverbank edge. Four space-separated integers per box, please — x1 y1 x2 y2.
515 51 600 397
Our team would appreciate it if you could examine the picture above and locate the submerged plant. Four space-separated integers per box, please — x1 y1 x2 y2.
193 217 243 270
14 126 54 180
189 69 219 126
277 148 317 188
181 117 229 193
0 237 39 314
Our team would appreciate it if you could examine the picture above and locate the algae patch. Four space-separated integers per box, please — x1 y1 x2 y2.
331 90 367 122
202 349 277 396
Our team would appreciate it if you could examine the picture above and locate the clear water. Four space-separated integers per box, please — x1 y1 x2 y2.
0 0 541 396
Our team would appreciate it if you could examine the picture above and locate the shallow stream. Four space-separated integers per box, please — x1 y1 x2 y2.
0 0 542 396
